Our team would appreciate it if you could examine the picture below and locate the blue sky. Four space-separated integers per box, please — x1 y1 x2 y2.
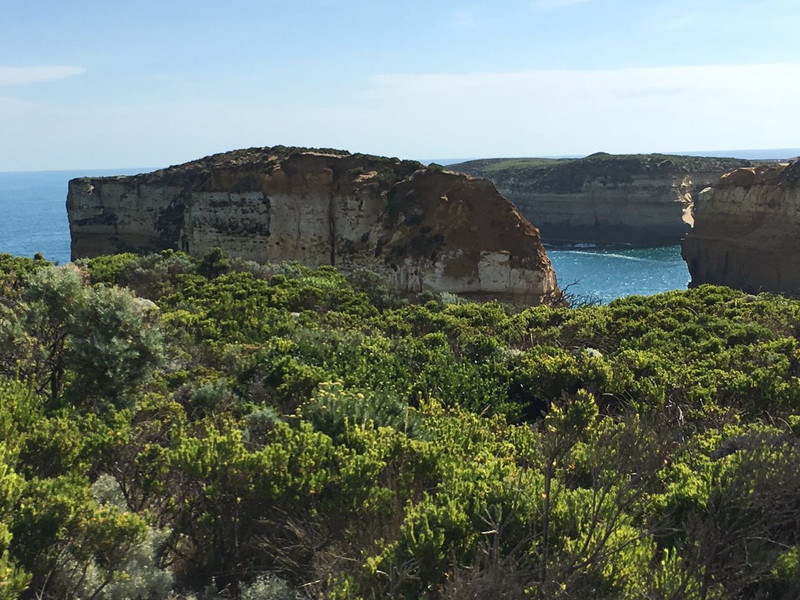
2 0 799 170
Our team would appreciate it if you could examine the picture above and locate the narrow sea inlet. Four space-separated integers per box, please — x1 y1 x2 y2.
0 170 690 303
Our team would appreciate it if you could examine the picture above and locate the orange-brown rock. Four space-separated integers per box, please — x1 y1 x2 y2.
67 147 560 304
682 161 800 294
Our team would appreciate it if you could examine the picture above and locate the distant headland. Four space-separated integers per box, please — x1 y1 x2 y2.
448 153 753 247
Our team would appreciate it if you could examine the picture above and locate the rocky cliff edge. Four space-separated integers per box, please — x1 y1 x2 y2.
682 161 800 294
67 146 560 304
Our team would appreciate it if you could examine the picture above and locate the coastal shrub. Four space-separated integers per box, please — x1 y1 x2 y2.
8 254 800 597
85 250 196 298
346 267 404 310
239 574 300 600
300 380 424 440
242 406 281 450
198 247 232 278
0 252 50 285
83 252 140 285
0 265 86 399
11 474 147 600
64 284 164 412
0 266 164 411
0 430 30 600
66 474 175 600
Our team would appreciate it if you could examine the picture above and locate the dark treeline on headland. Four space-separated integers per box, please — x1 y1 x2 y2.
2 249 800 599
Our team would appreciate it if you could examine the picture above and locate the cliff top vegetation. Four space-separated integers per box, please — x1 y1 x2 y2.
73 146 425 188
449 153 755 194
2 249 800 599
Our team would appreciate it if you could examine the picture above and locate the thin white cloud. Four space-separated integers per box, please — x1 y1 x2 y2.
0 66 86 86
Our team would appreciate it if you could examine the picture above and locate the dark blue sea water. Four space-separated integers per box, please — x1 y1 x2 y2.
0 169 147 265
0 170 691 303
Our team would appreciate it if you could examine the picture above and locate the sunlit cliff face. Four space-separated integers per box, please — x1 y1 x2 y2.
682 161 800 295
67 147 561 305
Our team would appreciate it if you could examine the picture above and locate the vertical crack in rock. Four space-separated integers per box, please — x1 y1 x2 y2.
262 195 271 238
329 190 336 267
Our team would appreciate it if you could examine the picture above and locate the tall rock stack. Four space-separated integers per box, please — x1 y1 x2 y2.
682 161 800 295
67 146 561 305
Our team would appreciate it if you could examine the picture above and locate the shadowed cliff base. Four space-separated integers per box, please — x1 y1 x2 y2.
449 153 754 247
67 146 561 305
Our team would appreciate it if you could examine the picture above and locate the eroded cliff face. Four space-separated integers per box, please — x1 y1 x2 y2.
450 154 752 246
68 147 559 304
681 161 800 295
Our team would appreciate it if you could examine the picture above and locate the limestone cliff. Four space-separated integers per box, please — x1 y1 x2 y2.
681 161 800 295
68 147 559 304
449 153 752 246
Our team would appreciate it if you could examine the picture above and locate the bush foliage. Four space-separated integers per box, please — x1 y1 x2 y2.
2 249 800 598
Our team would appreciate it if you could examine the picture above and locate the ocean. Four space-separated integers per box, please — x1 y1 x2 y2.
0 170 690 303
0 169 147 266
547 245 689 304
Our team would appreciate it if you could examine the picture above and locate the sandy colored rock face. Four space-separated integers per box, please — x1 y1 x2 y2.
450 155 752 246
500 175 697 246
681 162 800 295
67 147 560 304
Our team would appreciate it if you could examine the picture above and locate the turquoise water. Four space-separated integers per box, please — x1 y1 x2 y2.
0 171 690 302
547 245 689 304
